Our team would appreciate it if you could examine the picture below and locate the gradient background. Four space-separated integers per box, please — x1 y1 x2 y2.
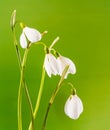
0 0 110 130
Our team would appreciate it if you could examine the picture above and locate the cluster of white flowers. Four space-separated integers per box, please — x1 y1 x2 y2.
20 25 83 120
44 53 76 78
20 25 76 79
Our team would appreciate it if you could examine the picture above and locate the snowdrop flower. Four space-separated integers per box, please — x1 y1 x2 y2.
20 24 42 48
57 55 76 78
64 94 83 120
44 53 59 77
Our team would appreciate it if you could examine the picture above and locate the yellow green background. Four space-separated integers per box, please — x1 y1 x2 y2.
0 0 110 130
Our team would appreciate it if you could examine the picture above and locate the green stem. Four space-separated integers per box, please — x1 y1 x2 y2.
18 48 29 130
12 28 34 130
12 28 22 67
42 65 69 130
24 81 34 130
34 65 45 117
29 65 45 130
49 36 59 50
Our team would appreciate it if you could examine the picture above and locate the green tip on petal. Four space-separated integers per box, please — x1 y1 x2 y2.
10 9 16 30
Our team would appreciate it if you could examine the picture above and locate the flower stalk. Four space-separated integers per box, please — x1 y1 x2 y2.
18 48 29 130
10 10 34 130
13 29 34 130
42 65 69 130
29 64 46 130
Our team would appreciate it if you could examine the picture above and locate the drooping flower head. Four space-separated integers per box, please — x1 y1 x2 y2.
57 54 76 79
44 48 59 77
64 94 83 120
44 37 76 78
20 23 42 48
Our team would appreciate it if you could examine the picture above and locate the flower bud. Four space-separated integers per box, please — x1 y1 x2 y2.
10 10 16 30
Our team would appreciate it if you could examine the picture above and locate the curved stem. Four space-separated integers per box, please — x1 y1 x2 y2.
35 42 47 48
42 65 69 130
67 82 76 95
12 28 34 130
18 48 29 130
29 64 45 130
24 81 34 130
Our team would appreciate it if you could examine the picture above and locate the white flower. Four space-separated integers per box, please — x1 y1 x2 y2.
44 53 59 77
20 26 42 48
57 55 76 78
64 94 83 120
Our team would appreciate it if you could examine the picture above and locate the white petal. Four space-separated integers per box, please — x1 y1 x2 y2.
20 32 27 48
57 57 66 75
57 56 76 78
62 57 76 74
77 95 83 114
64 95 83 120
49 54 59 75
23 27 41 43
45 54 55 76
44 54 52 77
44 53 59 77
